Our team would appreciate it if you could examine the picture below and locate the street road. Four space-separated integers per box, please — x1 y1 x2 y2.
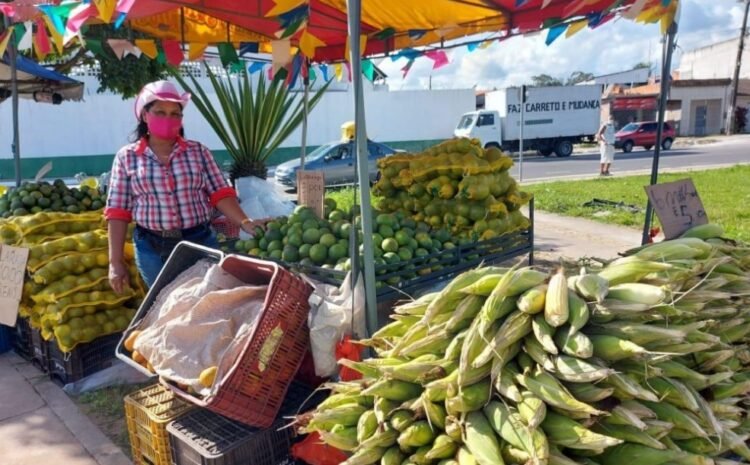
510 135 750 183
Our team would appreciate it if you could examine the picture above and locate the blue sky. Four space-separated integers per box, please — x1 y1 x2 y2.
376 0 747 90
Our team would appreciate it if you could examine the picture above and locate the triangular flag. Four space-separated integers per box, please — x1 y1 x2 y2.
188 42 208 61
362 59 375 82
123 43 141 58
424 50 449 70
345 34 367 62
408 29 426 40
267 65 274 80
545 23 568 45
248 61 265 74
37 4 75 36
266 0 306 17
13 23 26 48
623 0 649 19
374 28 395 40
33 19 52 58
566 19 588 38
116 0 137 15
18 22 33 52
218 43 239 68
309 66 316 81
299 30 325 58
401 59 415 78
42 16 65 54
0 3 14 18
334 63 343 81
479 40 493 49
0 28 13 59
319 64 329 81
114 11 127 29
93 0 117 23
288 54 302 87
135 39 157 59
67 2 97 34
240 42 259 55
391 48 421 62
85 38 104 57
162 40 184 66
271 39 292 73
107 39 130 59
156 48 166 64
467 42 478 52
344 62 352 81
541 0 553 7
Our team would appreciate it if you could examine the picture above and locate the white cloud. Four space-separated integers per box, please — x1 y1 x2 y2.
377 0 746 91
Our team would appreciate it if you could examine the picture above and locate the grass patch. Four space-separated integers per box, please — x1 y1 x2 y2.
528 165 750 242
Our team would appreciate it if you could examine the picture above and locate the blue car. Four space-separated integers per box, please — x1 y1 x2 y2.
274 140 398 190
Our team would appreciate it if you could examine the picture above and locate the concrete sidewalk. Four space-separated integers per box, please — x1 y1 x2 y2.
0 352 131 465
0 212 644 465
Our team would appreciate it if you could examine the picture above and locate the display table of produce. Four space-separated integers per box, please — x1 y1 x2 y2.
301 223 750 465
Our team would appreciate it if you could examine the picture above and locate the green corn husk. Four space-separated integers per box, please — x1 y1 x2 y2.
361 424 399 450
606 283 667 306
380 358 451 384
598 258 672 286
460 274 504 297
518 391 547 429
446 295 485 332
711 380 750 400
576 273 609 303
400 332 453 359
519 368 604 416
445 415 463 442
424 268 501 323
456 447 478 465
502 444 531 464
317 392 373 411
397 421 435 449
518 284 548 314
540 411 623 450
495 364 523 402
425 371 458 402
641 401 709 439
374 397 400 424
409 445 433 465
446 379 491 414
552 355 614 383
484 401 549 465
567 292 590 335
554 328 594 359
381 446 406 465
598 443 712 465
681 223 724 240
464 411 506 465
390 409 416 432
548 445 582 465
524 335 556 372
619 400 657 420
593 422 667 450
320 425 359 451
564 382 615 403
342 447 388 465
372 319 415 339
644 420 675 439
589 334 651 361
605 372 660 402
648 377 701 412
606 405 649 431
444 330 468 361
533 313 560 355
421 396 447 430
473 311 533 367
590 322 687 346
357 410 379 442
308 404 369 431
362 379 423 402
425 435 459 460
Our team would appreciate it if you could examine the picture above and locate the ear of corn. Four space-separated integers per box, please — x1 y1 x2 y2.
545 269 569 327
552 355 613 383
607 283 667 306
540 411 623 450
381 446 406 465
341 446 387 465
463 411 506 465
518 284 548 314
553 328 594 359
483 401 549 465
522 368 604 416
425 435 459 460
445 379 491 414
576 273 609 303
532 313 560 355
362 379 423 401
398 421 436 449
474 311 532 367
564 382 615 403
518 391 547 429
592 422 667 450
567 292 590 335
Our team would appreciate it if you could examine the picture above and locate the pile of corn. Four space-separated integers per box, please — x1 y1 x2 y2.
302 223 750 465
373 139 531 240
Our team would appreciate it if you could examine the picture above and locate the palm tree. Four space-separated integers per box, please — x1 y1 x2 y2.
174 63 330 182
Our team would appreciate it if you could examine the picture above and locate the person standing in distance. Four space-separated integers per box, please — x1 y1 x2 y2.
597 115 616 176
105 80 260 291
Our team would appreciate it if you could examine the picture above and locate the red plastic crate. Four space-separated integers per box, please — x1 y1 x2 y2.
211 217 240 240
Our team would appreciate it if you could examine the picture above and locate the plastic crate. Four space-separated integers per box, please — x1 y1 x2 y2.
118 242 313 428
48 333 120 386
30 327 50 373
0 324 13 353
124 383 194 465
12 317 32 360
167 382 322 465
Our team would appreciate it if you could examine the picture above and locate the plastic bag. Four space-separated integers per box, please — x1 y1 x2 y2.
291 432 347 465
305 272 366 378
235 176 294 225
62 360 152 395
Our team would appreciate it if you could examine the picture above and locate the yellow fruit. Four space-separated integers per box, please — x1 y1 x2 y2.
199 366 218 388
124 330 142 352
132 350 146 365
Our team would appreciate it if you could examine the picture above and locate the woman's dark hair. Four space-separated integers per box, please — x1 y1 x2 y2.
130 101 186 142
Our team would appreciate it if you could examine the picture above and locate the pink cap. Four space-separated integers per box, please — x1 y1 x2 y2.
134 80 191 120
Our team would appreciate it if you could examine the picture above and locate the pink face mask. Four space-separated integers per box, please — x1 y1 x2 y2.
147 115 182 140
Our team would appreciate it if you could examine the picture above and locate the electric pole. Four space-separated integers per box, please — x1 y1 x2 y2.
726 0 750 135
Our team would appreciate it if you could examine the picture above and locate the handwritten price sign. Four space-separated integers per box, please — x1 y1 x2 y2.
298 171 326 219
0 245 29 326
645 178 708 239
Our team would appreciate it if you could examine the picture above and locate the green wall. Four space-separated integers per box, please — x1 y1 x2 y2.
0 139 444 180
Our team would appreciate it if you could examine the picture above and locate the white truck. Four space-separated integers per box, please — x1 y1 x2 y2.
454 84 603 157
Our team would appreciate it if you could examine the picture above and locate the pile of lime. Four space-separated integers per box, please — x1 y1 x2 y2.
0 179 106 218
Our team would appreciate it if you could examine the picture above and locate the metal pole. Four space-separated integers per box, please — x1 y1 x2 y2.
641 21 678 245
300 65 310 170
5 16 21 187
519 86 525 182
346 0 379 336
726 0 749 136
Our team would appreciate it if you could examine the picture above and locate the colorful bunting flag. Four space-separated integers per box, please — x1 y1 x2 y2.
135 39 158 59
0 3 15 18
345 62 352 82
18 22 33 52
33 19 52 58
478 40 493 49
424 50 449 70
107 39 139 59
188 42 207 61
94 0 117 23
334 63 343 82
401 59 415 78
289 54 303 87
162 40 184 66
623 0 649 19
41 15 65 54
362 59 375 82
566 19 588 38
374 28 395 40
267 64 274 80
319 64 329 81
345 34 367 62
156 48 166 65
391 48 421 62
248 61 265 74
114 12 127 29
240 42 259 55
0 28 13 59
85 38 104 57
116 0 137 15
218 43 239 67
309 66 316 81
266 0 306 17
271 39 292 73
408 30 426 40
542 0 553 8
545 23 568 45
299 30 325 58
467 42 479 52
13 22 26 48
37 4 75 36
67 2 97 34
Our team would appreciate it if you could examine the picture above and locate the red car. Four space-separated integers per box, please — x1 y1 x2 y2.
614 121 676 153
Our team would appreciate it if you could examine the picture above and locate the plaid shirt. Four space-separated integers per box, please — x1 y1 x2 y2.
104 137 236 231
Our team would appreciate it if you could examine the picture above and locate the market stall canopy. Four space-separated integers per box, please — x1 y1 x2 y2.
0 53 83 103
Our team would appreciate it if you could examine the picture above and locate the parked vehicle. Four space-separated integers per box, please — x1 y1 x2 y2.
274 139 398 190
454 84 602 157
615 121 676 153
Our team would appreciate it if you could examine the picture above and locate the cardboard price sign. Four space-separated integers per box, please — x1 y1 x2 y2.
645 178 708 239
0 245 29 326
298 171 325 219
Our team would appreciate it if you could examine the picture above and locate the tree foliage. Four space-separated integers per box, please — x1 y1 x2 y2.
530 71 595 87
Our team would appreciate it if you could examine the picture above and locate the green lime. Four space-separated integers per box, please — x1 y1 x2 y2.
298 244 312 259
395 230 410 246
309 244 328 265
319 233 337 248
282 246 299 262
267 240 283 252
382 238 399 253
328 243 347 261
328 209 345 222
269 249 283 260
21 196 36 208
378 224 394 238
302 219 319 230
303 228 321 245
398 247 413 261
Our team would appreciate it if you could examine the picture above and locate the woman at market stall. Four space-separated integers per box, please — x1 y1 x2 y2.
105 80 260 291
